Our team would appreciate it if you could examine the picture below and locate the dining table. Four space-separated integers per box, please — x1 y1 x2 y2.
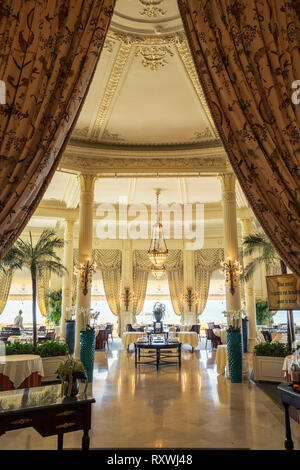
0 354 44 391
175 331 198 351
122 331 147 350
213 328 227 344
215 345 229 377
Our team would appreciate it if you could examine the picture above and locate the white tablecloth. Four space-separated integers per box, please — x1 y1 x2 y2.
7 335 46 344
213 329 227 344
0 355 44 388
179 325 192 332
122 332 146 349
216 345 229 376
175 332 199 349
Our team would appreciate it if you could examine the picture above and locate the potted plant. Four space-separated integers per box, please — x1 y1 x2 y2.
79 308 96 383
37 340 69 383
253 341 291 382
224 310 243 383
152 302 166 323
57 358 88 397
45 289 62 326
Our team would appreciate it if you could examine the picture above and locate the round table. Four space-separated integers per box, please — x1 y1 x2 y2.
216 345 229 377
0 354 44 391
213 329 227 344
175 332 198 351
122 332 146 350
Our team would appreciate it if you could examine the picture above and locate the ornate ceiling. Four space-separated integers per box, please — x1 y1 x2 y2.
60 0 224 175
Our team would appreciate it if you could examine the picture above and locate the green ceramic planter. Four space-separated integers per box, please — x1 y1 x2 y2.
80 330 96 383
227 331 242 383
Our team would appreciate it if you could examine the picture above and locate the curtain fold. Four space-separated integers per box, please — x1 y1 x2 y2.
194 249 224 315
178 0 300 277
0 269 14 315
133 250 184 317
0 0 115 259
93 249 121 317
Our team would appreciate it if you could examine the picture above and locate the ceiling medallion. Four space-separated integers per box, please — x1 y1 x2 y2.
139 0 166 18
136 45 173 71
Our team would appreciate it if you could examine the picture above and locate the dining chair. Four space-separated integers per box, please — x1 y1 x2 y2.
205 329 221 349
95 329 109 350
105 324 113 341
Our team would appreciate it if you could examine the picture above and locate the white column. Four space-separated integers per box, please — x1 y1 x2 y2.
240 217 257 352
183 249 197 325
120 240 134 335
60 219 75 339
74 174 96 358
219 173 241 315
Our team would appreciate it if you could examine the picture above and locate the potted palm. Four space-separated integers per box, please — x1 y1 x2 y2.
6 229 66 346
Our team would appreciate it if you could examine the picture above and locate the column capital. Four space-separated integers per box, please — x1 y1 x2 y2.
218 172 236 193
78 174 97 193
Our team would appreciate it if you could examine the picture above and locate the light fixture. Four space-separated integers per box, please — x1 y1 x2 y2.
122 287 131 311
74 260 97 296
151 264 166 280
148 189 168 273
181 288 200 312
220 257 243 295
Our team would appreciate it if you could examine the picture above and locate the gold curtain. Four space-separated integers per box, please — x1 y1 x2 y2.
133 250 184 317
194 249 224 315
166 250 184 317
37 268 50 317
178 0 300 278
0 0 116 259
93 249 122 317
0 269 14 315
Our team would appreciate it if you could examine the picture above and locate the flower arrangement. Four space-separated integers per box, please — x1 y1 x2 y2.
57 358 88 397
223 309 245 332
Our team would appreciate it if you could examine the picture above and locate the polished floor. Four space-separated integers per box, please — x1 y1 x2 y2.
0 340 300 450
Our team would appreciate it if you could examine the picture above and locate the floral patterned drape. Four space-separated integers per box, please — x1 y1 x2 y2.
0 0 115 259
37 268 50 317
178 0 300 278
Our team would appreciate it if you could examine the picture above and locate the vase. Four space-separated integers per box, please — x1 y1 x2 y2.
80 331 96 383
227 331 242 383
63 378 79 398
65 320 75 356
154 311 163 322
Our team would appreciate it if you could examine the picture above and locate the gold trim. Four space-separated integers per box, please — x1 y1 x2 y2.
56 410 76 417
56 422 76 429
11 418 32 425
89 41 132 142
175 40 219 140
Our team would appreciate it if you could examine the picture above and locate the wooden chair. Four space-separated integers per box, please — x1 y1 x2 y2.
38 331 55 344
95 329 109 350
205 329 221 349
191 325 200 334
126 324 136 332
105 324 113 341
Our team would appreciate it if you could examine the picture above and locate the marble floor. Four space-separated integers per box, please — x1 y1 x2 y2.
0 340 300 450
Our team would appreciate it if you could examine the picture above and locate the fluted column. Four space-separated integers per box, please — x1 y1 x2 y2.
219 173 241 315
60 219 75 339
120 240 133 335
240 217 257 352
74 174 96 358
183 249 197 325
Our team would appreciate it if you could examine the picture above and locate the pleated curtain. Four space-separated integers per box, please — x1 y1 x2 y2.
178 0 300 278
93 249 122 318
194 249 224 315
0 0 116 259
37 268 50 317
0 269 14 315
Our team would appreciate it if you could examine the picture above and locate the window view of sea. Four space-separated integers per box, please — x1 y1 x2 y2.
2 299 299 326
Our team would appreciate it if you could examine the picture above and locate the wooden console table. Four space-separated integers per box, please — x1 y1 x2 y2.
278 383 300 450
0 384 95 450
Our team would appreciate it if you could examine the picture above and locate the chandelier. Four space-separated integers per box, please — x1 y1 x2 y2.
151 264 166 280
148 190 168 273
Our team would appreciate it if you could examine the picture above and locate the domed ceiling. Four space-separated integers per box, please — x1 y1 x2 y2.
60 0 224 172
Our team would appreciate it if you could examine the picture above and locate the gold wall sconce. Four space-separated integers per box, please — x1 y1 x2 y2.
181 288 199 312
74 260 97 296
122 287 132 311
220 257 243 295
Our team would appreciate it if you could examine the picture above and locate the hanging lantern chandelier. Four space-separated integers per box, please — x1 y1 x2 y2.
148 190 168 271
151 264 166 280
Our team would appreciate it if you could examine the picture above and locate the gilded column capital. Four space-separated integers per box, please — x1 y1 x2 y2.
78 174 97 193
218 172 236 192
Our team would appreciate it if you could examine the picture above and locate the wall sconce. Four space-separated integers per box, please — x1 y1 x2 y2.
220 257 243 295
74 260 97 296
122 287 132 311
181 288 199 312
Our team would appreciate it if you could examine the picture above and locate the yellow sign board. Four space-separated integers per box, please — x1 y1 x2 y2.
266 274 300 311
